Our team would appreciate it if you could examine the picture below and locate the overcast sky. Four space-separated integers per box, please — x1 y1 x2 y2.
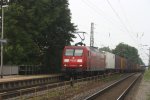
68 0 150 65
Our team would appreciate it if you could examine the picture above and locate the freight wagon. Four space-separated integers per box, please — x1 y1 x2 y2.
104 52 115 72
115 55 121 72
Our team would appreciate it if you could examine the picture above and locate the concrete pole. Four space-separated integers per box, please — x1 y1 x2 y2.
0 6 4 78
90 22 94 47
148 47 150 68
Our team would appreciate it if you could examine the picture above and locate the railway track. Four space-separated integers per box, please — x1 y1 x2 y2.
0 73 121 100
0 76 100 99
84 73 141 100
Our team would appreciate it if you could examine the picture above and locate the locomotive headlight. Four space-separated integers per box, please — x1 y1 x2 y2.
64 59 69 62
79 65 82 67
77 59 82 62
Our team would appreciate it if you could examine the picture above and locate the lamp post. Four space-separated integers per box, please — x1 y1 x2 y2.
0 5 8 78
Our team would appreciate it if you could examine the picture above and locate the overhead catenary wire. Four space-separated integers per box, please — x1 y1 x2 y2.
81 0 128 33
118 0 134 33
81 0 139 46
106 0 130 32
76 0 147 64
106 0 145 54
106 0 138 43
80 0 134 49
105 0 147 63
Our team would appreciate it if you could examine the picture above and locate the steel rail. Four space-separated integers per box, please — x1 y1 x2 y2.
84 73 135 100
117 74 141 100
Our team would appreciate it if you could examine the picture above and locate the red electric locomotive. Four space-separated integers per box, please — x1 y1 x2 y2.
62 46 105 76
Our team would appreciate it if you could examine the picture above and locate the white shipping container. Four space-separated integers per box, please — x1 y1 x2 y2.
105 52 115 69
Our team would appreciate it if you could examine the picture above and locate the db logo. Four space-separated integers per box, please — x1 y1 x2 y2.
70 59 77 62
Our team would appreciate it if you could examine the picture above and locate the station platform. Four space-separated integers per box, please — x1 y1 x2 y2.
0 74 62 92
0 74 61 83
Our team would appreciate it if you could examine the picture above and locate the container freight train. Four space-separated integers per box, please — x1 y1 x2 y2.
62 46 142 77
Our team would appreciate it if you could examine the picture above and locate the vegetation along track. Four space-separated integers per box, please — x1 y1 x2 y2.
84 73 142 100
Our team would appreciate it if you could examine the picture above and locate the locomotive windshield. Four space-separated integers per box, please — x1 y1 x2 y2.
74 49 83 56
65 49 74 56
65 49 83 56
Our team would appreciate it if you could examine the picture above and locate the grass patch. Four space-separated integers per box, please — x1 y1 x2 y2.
144 69 150 81
147 93 150 100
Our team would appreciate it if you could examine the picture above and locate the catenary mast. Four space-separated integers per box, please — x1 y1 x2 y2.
90 22 94 47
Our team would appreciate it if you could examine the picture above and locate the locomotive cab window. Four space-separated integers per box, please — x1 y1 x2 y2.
65 49 74 56
65 49 83 56
74 49 83 56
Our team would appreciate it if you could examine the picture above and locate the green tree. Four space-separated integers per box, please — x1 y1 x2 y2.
139 58 144 65
99 46 112 52
4 3 40 65
4 0 75 72
112 43 143 64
